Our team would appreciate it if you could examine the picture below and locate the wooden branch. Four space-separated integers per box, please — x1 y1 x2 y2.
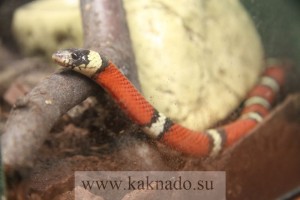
80 0 140 89
1 0 139 169
2 70 99 169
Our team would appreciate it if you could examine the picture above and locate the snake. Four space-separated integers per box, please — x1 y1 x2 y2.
52 48 285 157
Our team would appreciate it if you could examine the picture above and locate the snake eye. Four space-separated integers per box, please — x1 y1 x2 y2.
71 52 79 60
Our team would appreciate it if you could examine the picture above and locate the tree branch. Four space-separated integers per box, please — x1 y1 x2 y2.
80 0 140 89
1 0 139 169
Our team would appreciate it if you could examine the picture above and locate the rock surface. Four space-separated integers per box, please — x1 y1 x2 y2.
12 0 83 56
124 0 264 130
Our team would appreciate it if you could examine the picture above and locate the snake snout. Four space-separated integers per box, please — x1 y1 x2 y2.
52 51 70 67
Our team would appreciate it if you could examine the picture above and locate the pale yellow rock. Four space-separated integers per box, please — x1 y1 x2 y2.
124 0 264 131
12 0 83 56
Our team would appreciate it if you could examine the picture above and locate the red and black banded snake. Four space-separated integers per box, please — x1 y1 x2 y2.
52 49 286 157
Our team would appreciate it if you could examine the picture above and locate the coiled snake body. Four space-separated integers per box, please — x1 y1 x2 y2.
52 49 285 157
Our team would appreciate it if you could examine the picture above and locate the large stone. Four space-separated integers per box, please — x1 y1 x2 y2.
12 0 83 56
124 0 264 131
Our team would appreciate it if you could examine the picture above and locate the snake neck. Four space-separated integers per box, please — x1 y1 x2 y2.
94 62 156 126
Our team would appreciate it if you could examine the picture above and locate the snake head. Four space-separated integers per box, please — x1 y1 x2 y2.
52 48 104 78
